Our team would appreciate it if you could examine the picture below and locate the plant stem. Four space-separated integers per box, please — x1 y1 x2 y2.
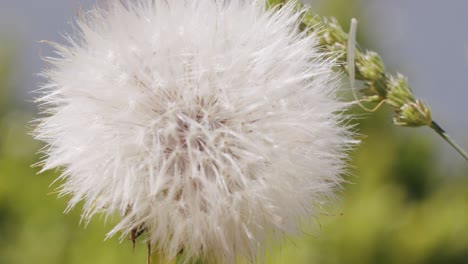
147 244 177 264
430 121 468 161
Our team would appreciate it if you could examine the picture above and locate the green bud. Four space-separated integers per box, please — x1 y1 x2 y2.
323 18 348 45
356 51 385 81
360 83 385 102
393 100 432 127
386 74 415 108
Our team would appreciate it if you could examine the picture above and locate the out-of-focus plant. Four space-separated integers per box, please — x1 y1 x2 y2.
0 47 13 116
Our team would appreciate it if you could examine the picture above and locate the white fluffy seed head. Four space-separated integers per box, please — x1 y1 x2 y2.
34 0 354 263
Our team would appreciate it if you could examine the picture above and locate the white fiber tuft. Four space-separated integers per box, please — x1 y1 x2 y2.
34 1 355 263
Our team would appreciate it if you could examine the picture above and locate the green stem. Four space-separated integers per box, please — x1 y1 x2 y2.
430 121 468 161
147 243 177 264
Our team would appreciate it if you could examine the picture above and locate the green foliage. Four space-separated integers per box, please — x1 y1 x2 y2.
0 113 148 263
0 47 12 116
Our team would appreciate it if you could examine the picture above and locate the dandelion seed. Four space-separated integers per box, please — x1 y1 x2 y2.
34 0 355 263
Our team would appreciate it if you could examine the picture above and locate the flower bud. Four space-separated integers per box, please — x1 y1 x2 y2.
387 73 415 108
356 51 385 81
393 100 432 127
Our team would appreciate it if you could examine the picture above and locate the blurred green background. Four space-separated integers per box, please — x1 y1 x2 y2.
1 0 468 263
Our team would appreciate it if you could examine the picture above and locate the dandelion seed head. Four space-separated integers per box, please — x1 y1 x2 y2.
35 0 354 262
